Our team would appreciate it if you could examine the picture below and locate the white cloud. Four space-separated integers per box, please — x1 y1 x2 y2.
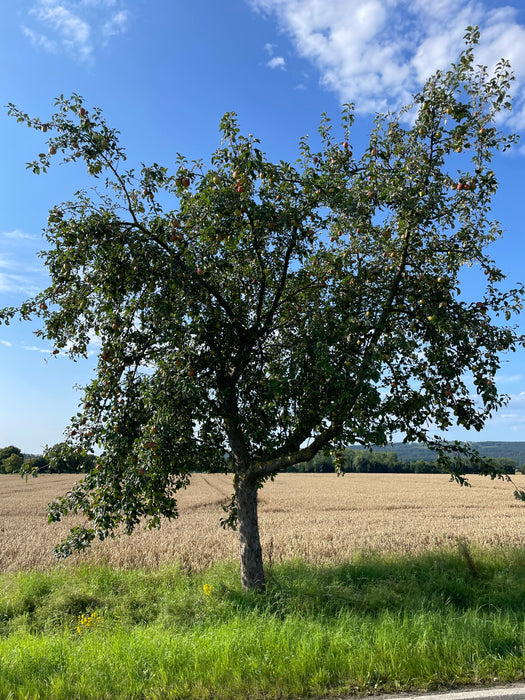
22 25 57 52
0 272 37 294
80 0 117 6
491 391 525 432
267 55 286 69
249 0 525 121
30 1 92 60
0 253 47 295
24 0 130 62
2 229 37 240
0 340 13 348
498 374 525 385
103 10 129 38
23 345 52 354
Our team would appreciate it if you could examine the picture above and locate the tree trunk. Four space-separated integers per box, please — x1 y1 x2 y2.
235 475 265 591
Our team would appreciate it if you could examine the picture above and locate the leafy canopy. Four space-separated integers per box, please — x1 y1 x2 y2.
3 28 524 557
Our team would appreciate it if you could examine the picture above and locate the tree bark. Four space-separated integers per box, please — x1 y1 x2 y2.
235 475 265 591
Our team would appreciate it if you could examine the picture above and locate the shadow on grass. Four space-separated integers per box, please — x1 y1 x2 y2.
226 546 525 619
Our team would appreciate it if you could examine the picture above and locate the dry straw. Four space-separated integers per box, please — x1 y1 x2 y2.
1 472 525 573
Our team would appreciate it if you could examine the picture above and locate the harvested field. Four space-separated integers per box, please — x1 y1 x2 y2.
1 472 525 572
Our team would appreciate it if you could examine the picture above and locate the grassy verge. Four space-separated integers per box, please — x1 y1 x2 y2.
1 547 525 699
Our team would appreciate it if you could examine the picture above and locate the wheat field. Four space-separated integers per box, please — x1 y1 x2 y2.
1 472 525 572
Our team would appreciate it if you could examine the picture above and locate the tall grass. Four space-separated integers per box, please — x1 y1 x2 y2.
2 548 525 699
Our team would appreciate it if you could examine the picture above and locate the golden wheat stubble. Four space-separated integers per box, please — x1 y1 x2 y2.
1 472 524 572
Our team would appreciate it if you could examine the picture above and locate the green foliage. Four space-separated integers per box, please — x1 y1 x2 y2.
0 445 22 462
1 453 23 474
2 30 524 585
0 446 23 474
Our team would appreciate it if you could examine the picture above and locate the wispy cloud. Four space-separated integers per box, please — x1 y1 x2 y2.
490 391 525 433
102 9 129 39
23 345 52 354
249 1 525 123
497 374 525 385
30 0 92 60
0 252 47 295
0 340 13 348
2 229 37 241
22 25 58 53
0 272 39 295
24 0 130 62
79 0 117 6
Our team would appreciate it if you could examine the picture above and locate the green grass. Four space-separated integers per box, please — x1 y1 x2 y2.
1 547 525 699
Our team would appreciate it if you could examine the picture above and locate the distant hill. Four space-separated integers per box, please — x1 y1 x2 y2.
350 442 525 466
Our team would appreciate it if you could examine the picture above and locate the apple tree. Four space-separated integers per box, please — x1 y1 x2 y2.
3 29 524 590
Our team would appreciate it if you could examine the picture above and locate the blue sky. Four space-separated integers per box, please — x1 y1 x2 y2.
1 0 524 454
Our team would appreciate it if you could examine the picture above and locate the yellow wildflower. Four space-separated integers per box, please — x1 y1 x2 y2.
76 610 102 634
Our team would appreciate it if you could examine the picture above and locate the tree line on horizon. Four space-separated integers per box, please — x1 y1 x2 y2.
290 446 522 475
0 444 95 474
1 442 523 475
